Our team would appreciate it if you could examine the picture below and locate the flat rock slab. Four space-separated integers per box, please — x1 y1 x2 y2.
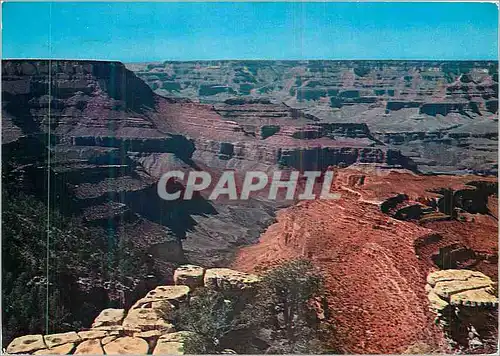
7 334 47 354
44 332 80 348
204 268 260 291
426 269 498 311
450 288 498 307
174 265 205 289
427 269 490 286
122 309 175 332
92 308 126 328
33 343 75 355
103 336 149 354
77 330 109 341
144 285 190 302
433 279 493 298
74 339 104 354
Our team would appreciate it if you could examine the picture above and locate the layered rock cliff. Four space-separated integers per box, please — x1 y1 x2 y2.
2 59 420 272
3 59 498 353
130 60 498 174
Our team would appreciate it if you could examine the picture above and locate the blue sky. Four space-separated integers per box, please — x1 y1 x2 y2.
2 2 498 61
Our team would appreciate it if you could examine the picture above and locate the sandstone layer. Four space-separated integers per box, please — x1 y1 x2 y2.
6 266 258 355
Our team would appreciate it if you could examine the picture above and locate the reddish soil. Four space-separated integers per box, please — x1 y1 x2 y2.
233 167 498 354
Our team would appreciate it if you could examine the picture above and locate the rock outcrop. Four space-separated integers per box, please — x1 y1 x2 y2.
44 332 80 348
204 268 260 294
426 270 498 351
233 166 498 354
173 265 205 289
74 339 104 355
6 265 257 354
103 337 149 355
92 309 126 328
6 335 47 354
426 270 497 311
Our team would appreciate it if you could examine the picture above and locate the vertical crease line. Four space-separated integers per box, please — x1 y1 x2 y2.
45 2 52 335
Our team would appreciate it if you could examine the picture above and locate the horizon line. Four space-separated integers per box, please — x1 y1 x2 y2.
3 57 499 63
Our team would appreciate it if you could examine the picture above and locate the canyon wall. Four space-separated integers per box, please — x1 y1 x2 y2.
130 60 498 175
3 60 498 353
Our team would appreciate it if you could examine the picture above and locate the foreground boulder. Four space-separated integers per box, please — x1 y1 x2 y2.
426 269 497 312
128 285 191 315
122 308 175 332
426 269 498 351
204 268 260 293
103 336 149 354
146 285 190 300
74 339 104 355
174 265 205 289
6 335 47 354
44 332 81 348
91 309 126 328
123 285 189 333
101 336 118 345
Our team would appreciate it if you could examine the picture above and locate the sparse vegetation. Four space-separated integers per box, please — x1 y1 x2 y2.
2 188 152 347
169 259 328 354
247 259 326 354
170 288 246 354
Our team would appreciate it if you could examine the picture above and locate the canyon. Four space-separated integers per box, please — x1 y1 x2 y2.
2 59 498 353
130 60 498 175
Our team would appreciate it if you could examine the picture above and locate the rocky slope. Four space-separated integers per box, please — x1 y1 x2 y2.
233 166 498 354
129 60 498 174
5 266 259 355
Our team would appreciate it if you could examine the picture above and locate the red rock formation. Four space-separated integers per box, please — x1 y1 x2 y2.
233 167 498 354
